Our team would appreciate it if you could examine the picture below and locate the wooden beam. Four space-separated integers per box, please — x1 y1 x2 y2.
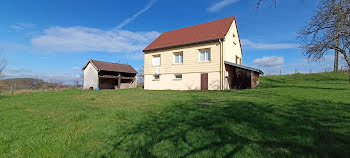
118 73 121 89
98 75 135 80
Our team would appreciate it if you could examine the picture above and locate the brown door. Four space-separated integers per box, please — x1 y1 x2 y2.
201 73 208 90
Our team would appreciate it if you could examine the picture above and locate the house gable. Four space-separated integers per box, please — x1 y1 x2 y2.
223 19 243 64
83 62 99 89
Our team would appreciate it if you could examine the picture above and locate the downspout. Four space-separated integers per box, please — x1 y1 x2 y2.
219 39 223 90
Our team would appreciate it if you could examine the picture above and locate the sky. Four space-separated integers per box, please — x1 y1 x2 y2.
0 0 347 84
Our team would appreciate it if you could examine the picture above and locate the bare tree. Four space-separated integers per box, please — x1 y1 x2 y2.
298 0 350 83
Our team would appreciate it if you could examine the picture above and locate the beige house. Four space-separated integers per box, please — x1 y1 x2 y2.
82 60 137 90
143 16 263 90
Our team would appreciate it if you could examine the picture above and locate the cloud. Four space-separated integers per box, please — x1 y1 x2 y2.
10 23 36 32
30 26 160 53
0 42 33 54
72 67 80 71
252 56 284 67
249 54 348 75
241 39 299 50
207 0 240 12
126 53 144 60
115 0 157 30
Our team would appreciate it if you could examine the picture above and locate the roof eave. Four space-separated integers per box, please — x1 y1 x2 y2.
224 61 264 74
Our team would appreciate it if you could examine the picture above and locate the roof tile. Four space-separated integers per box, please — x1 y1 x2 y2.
143 16 235 51
87 60 137 73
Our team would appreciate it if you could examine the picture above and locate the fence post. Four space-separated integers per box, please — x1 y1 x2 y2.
10 85 13 95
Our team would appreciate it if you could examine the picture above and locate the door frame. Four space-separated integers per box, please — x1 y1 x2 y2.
201 73 208 90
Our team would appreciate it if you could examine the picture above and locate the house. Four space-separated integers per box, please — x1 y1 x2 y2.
143 16 263 90
82 59 137 90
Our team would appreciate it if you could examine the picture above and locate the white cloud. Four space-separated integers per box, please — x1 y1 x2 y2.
72 67 80 71
252 56 284 67
249 54 348 75
207 0 240 12
125 53 144 60
115 0 157 30
30 26 160 53
241 39 299 50
10 23 36 32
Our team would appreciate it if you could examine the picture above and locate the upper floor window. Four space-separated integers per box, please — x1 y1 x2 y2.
152 55 160 66
174 52 183 64
199 49 210 62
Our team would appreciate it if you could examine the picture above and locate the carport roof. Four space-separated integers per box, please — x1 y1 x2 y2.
82 59 137 74
224 61 264 74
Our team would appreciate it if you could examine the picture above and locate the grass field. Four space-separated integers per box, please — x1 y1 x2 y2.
0 72 349 157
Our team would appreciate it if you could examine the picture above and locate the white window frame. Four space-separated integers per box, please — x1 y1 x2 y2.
152 55 161 66
198 49 211 62
173 52 183 64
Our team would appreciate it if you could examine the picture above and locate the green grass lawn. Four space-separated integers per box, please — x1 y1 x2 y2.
1 72 350 157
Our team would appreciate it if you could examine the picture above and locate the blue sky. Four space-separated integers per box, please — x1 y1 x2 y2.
0 0 346 84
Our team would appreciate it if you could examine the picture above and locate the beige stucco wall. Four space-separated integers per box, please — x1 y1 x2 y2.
223 20 242 64
144 42 221 90
144 72 220 90
144 42 221 75
83 63 98 89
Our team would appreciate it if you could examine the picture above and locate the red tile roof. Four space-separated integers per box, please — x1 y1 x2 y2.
83 59 137 73
143 16 236 52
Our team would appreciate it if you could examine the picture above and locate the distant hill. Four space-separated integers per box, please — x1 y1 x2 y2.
0 78 58 90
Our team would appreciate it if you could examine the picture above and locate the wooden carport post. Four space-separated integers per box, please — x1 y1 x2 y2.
118 73 121 89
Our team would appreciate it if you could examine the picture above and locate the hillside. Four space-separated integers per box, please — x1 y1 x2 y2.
0 72 349 157
0 78 57 90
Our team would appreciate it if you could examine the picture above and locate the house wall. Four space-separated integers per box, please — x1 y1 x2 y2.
144 42 221 90
223 20 242 64
83 63 98 89
144 72 220 90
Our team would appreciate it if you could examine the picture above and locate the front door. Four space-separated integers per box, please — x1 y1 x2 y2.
201 73 208 90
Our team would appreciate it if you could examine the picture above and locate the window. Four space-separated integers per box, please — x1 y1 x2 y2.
152 55 160 66
154 74 160 80
199 49 210 62
174 74 182 79
174 52 183 64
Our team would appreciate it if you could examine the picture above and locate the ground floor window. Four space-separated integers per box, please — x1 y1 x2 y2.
154 74 160 80
174 74 182 79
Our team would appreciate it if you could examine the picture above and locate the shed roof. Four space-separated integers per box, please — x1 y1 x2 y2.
224 61 264 74
82 59 137 74
143 16 236 52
